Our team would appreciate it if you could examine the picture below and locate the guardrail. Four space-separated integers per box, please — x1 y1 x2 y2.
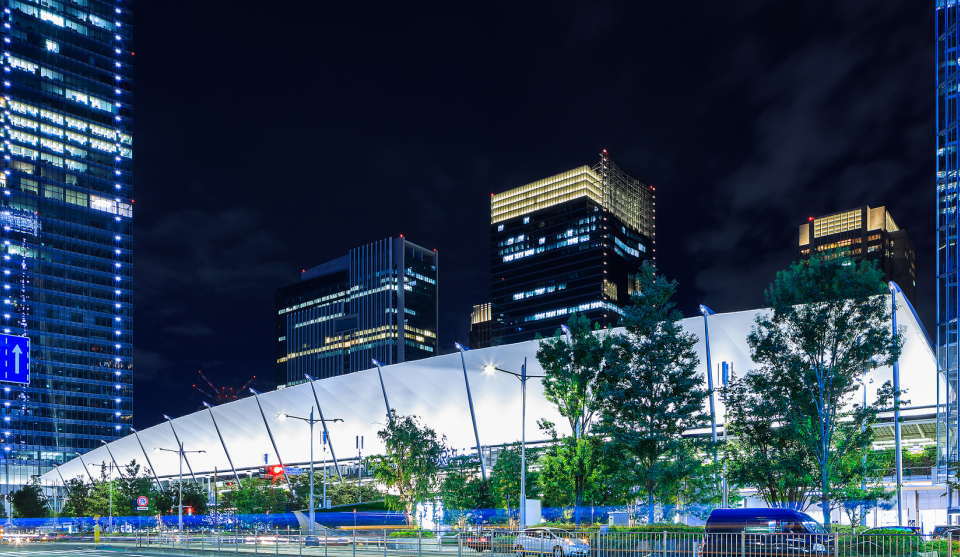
33 529 960 557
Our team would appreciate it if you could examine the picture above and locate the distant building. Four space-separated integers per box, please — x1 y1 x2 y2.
490 150 656 344
469 303 494 348
275 236 438 386
797 205 916 300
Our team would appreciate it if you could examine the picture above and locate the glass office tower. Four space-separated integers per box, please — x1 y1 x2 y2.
490 151 655 345
938 0 960 503
0 0 133 481
276 236 438 386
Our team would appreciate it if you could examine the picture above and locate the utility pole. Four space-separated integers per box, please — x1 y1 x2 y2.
156 444 205 531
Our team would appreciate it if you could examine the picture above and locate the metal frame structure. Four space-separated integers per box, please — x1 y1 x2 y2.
937 0 960 513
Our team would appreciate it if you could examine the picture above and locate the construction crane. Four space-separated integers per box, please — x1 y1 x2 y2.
192 369 256 405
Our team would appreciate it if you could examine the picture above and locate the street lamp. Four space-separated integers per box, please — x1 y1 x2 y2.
482 359 544 529
155 444 205 531
278 408 342 534
455 342 487 481
698 304 721 502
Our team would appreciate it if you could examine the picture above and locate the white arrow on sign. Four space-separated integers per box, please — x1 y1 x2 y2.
11 344 21 376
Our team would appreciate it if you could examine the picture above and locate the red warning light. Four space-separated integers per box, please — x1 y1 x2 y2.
807 216 815 222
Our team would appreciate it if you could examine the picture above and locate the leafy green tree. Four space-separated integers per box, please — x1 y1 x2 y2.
830 428 892 525
85 464 127 518
8 478 48 518
367 411 445 522
723 378 817 508
154 482 209 516
61 477 92 517
220 477 290 514
536 314 617 521
739 255 901 525
439 454 493 525
490 443 538 515
290 474 384 508
594 262 706 523
116 460 155 515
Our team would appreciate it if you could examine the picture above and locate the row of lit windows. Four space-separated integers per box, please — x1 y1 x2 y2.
15 177 131 216
502 234 592 262
292 311 344 330
11 1 120 36
404 268 436 285
277 325 400 363
513 283 567 301
813 209 862 238
521 300 624 323
8 115 131 157
278 281 402 316
7 99 131 143
491 166 603 224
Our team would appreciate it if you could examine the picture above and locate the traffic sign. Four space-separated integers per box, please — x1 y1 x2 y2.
0 335 28 385
135 495 149 511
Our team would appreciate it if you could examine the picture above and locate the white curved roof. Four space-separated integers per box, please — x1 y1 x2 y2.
45 289 935 483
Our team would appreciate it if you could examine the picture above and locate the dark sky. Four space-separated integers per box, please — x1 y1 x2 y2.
130 1 934 426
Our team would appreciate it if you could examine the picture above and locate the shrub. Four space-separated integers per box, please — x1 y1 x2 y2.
388 530 435 538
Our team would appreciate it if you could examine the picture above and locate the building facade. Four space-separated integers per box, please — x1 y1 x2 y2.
937 0 960 500
490 151 655 344
276 236 438 386
469 302 493 349
0 0 134 481
798 206 917 300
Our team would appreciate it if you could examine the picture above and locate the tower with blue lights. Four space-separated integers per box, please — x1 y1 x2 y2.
938 0 960 504
0 0 132 482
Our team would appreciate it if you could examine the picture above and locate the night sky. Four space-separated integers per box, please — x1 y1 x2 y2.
130 1 934 425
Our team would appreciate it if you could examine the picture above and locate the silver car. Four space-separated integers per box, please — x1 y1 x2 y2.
514 528 590 557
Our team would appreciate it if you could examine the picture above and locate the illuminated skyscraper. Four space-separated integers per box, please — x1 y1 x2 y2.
0 1 133 479
275 236 438 386
798 206 916 300
469 302 494 349
490 151 655 344
938 0 959 501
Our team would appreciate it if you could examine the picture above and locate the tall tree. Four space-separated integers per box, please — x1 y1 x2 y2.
61 477 92 517
594 262 706 523
723 376 818 509
490 443 538 517
741 255 900 525
367 411 445 522
8 479 48 518
116 460 155 515
536 313 617 521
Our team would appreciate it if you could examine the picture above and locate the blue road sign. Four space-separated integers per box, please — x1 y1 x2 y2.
0 334 29 385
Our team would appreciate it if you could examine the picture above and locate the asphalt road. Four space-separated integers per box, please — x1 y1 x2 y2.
0 546 200 557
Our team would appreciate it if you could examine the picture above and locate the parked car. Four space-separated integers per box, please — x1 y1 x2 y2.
514 528 590 557
933 525 960 539
464 532 493 552
701 508 829 557
304 535 350 547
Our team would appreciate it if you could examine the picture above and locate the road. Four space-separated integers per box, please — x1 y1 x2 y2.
0 546 201 557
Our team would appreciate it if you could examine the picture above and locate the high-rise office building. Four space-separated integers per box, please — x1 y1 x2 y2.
937 1 960 494
798 206 916 300
490 151 655 344
276 236 438 386
468 302 493 349
0 2 133 479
